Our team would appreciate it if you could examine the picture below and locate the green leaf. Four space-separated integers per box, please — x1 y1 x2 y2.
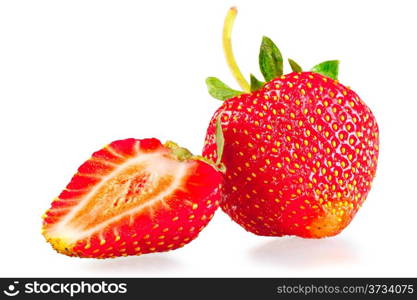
215 112 225 165
288 58 302 72
259 36 283 81
250 74 264 92
311 60 339 80
205 77 243 101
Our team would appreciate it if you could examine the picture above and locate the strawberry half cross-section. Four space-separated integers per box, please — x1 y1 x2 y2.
42 138 223 258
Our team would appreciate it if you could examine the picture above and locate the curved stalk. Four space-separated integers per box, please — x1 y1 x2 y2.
222 7 250 92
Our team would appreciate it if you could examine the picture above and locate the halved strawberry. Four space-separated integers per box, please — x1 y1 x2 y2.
42 138 222 258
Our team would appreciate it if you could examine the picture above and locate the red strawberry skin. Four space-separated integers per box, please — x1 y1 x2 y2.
203 72 379 238
43 138 222 258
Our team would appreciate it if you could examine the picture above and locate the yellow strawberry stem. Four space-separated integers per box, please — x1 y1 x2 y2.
223 7 250 93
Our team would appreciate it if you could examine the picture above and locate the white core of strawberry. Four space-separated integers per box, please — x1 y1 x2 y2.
44 151 190 245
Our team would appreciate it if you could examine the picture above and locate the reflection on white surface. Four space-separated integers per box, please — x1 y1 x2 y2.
83 253 183 274
249 236 359 268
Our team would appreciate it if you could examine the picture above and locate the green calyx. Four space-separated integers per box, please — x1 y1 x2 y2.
165 141 193 161
164 116 226 173
288 58 303 73
206 7 341 101
259 36 283 82
215 112 225 166
250 74 264 92
206 77 243 101
311 60 339 81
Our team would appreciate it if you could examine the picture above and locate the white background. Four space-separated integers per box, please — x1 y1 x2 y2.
1 0 416 277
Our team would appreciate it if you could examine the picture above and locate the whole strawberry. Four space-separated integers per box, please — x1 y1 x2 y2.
203 7 379 238
42 138 223 258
